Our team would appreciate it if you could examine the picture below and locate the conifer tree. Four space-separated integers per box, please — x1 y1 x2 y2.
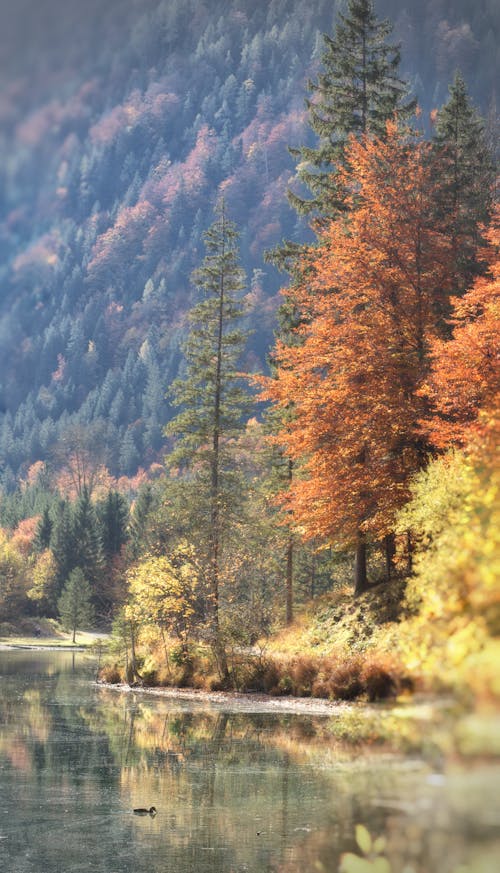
288 0 414 224
72 486 103 591
58 568 94 644
165 200 250 673
51 500 76 594
432 73 495 293
97 490 129 561
34 506 53 553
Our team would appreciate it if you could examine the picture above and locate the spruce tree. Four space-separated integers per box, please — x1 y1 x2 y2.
433 73 495 293
288 0 414 224
97 490 129 561
33 506 53 552
58 568 94 644
72 486 103 590
165 200 250 674
51 500 76 594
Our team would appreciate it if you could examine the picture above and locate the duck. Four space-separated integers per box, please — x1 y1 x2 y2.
133 806 157 816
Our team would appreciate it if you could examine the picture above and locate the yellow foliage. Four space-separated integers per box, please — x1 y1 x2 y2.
125 543 200 647
388 440 500 695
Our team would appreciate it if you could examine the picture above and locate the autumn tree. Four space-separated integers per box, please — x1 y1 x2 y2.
126 545 200 660
261 125 454 594
165 200 251 674
424 215 499 449
267 1 413 616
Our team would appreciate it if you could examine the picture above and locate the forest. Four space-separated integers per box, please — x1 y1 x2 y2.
0 0 498 703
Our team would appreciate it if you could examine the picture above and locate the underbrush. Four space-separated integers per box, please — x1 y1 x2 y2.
99 643 411 702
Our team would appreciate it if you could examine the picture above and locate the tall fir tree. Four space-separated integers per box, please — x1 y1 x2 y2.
97 490 129 562
288 0 414 224
432 73 495 294
165 200 251 673
72 486 103 594
34 506 53 553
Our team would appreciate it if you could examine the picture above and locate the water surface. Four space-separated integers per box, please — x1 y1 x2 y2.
0 650 498 872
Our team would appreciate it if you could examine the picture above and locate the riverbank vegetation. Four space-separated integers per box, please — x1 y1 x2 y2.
0 1 498 707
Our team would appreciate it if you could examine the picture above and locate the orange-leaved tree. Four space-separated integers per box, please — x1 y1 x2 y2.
424 213 499 448
260 123 455 594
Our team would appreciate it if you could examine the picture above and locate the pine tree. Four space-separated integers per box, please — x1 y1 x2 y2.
97 490 129 562
51 500 77 594
165 200 251 673
33 506 53 552
288 0 414 224
72 486 103 591
58 568 94 644
432 73 495 293
128 484 155 559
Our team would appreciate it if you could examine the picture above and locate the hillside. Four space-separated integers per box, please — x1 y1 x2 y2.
0 0 498 486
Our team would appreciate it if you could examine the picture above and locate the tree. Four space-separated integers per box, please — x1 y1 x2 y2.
58 568 94 643
288 0 414 224
97 490 129 561
432 73 495 294
267 1 413 612
126 546 200 660
33 507 53 552
425 216 499 449
51 500 77 594
72 486 104 592
261 125 454 593
165 200 251 673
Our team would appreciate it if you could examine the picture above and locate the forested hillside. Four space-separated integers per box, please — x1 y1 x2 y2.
0 0 498 485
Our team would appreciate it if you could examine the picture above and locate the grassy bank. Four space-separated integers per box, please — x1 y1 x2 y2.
0 617 109 649
99 573 499 707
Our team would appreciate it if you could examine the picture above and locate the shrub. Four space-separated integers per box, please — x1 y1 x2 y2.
327 656 364 700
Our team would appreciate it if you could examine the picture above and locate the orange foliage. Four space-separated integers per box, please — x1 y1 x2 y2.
424 215 500 447
11 517 39 556
261 124 455 545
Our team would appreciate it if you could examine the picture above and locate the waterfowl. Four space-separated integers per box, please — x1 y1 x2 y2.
133 806 157 816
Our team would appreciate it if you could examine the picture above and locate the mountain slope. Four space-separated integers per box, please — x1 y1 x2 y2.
0 0 497 486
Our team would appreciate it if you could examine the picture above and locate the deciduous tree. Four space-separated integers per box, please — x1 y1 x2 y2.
261 125 454 593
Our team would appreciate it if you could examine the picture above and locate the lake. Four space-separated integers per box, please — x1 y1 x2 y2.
0 650 499 873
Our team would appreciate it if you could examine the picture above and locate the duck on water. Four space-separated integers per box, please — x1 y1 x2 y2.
133 806 157 816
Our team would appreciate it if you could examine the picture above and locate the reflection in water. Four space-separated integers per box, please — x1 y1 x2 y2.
0 651 498 873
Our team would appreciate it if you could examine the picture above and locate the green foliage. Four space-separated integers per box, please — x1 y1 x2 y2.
288 0 414 221
58 568 94 643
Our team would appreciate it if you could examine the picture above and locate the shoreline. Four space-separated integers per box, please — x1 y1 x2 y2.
95 679 356 715
0 643 87 651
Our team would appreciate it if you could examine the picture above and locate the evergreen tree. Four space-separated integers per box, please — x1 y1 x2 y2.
128 484 155 560
58 568 94 643
97 490 129 561
165 200 251 673
51 500 77 594
288 0 414 223
433 72 495 293
72 486 103 591
34 506 53 553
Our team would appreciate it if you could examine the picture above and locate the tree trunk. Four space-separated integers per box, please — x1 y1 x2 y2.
384 533 396 581
406 530 413 574
354 532 368 595
285 536 293 625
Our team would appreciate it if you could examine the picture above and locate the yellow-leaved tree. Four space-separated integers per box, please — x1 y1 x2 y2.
126 544 200 663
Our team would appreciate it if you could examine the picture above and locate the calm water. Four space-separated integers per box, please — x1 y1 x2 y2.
0 651 499 873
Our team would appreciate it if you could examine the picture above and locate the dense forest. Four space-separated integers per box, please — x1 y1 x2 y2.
0 0 498 702
0 0 497 483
